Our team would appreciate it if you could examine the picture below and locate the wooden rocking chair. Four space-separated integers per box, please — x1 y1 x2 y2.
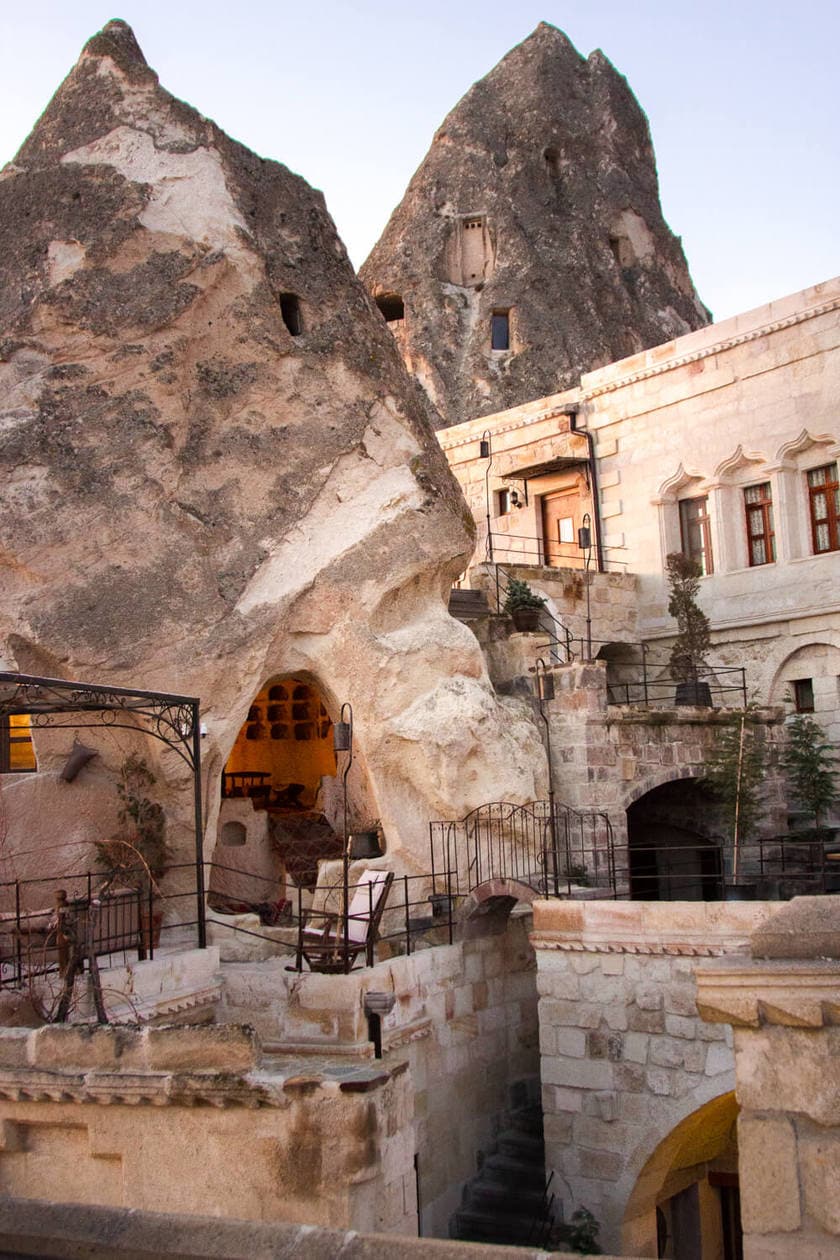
289 869 394 973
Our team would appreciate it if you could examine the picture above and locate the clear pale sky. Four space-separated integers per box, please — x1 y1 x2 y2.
1 1 838 322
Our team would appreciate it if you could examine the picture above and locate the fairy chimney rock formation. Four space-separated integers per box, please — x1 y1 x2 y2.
361 23 710 429
0 21 544 866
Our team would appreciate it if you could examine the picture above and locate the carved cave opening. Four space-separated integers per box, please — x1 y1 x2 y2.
210 676 344 911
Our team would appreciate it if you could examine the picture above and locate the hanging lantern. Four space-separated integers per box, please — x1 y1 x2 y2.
333 721 352 752
537 672 555 702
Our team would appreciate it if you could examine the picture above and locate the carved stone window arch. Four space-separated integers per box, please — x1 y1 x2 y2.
709 445 771 570
652 464 711 571
774 430 839 560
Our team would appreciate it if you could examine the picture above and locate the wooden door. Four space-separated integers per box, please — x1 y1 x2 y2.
541 489 582 566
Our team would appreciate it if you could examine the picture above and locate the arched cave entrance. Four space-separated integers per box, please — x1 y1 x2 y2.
627 779 723 901
623 1092 740 1259
209 676 347 915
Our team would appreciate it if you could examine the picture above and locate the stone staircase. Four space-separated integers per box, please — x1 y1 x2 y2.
450 1080 555 1248
448 587 491 621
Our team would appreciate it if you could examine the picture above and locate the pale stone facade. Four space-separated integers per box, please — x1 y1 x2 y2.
441 277 840 743
532 899 776 1256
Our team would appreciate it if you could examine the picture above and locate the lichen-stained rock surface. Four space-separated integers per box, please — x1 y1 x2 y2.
361 23 710 429
0 22 544 867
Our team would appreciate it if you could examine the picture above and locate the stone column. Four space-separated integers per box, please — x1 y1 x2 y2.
696 896 840 1260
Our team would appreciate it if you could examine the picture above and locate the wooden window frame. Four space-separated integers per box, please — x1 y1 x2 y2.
793 678 815 714
678 496 714 575
744 482 775 566
807 462 839 554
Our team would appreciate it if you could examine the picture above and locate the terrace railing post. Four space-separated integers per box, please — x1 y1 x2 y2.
404 875 411 957
14 881 22 987
192 702 207 950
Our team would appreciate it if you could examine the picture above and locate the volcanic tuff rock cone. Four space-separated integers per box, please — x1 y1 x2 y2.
0 21 544 868
361 23 710 429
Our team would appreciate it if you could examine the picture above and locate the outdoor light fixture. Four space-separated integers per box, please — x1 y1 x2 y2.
480 430 494 561
335 702 354 974
537 668 555 703
333 710 352 752
579 511 593 662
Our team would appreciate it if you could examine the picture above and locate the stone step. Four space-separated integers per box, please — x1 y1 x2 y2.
496 1129 545 1164
462 1180 547 1218
480 1153 547 1192
447 588 491 620
450 1207 547 1247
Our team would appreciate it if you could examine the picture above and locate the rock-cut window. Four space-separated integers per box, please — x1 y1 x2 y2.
491 310 510 352
280 293 303 337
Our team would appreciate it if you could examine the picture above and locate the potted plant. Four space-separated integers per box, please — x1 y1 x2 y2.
503 576 547 632
666 552 712 706
95 754 170 954
703 713 767 898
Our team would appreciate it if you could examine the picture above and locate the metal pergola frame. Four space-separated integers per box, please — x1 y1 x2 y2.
0 671 206 948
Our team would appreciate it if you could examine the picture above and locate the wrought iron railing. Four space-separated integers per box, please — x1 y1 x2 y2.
429 800 616 900
491 565 573 664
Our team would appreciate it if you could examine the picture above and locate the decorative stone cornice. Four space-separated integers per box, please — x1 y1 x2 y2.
530 934 748 958
581 294 840 402
695 958 840 1028
0 1065 275 1109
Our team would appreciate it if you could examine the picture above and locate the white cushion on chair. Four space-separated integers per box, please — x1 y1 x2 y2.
345 869 389 944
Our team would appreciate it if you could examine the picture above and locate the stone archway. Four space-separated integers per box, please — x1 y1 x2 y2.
627 778 723 901
622 1091 739 1258
460 877 538 935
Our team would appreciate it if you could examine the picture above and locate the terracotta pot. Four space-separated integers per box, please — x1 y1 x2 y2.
675 680 713 707
511 607 542 632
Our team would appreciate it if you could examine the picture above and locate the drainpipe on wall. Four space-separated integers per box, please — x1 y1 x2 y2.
567 410 605 574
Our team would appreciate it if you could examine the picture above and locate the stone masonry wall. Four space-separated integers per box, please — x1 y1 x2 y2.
531 900 775 1255
0 1022 416 1234
219 913 540 1238
696 897 840 1260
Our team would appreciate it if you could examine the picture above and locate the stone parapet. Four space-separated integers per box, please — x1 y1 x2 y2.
0 1195 642 1259
532 899 772 957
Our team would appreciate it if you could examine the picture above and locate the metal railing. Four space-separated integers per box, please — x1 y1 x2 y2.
491 565 573 664
484 531 626 572
0 859 462 994
429 800 616 900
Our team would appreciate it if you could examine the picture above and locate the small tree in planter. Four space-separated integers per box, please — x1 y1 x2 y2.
703 714 768 896
666 552 712 705
781 713 838 833
503 576 547 631
95 754 169 953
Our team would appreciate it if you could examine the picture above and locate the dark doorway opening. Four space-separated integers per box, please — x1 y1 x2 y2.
627 779 723 901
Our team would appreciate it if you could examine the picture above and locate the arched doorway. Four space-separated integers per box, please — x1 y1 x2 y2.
210 676 343 914
623 1093 740 1259
627 779 723 901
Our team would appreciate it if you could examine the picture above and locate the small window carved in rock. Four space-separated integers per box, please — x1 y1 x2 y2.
491 310 510 352
375 293 405 323
544 146 561 178
280 293 303 336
